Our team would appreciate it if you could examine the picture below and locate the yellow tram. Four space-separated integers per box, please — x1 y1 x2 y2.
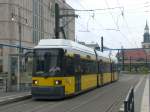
31 39 118 99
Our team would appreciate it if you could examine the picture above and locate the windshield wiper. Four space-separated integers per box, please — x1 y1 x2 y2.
42 73 50 78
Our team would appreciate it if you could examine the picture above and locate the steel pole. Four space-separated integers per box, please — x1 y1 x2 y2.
55 3 60 39
122 47 125 71
17 7 21 91
130 56 131 72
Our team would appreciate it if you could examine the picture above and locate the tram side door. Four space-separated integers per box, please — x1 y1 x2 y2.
74 54 81 92
112 63 115 81
99 60 103 86
110 63 114 82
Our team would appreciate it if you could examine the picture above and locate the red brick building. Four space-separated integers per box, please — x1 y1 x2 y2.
117 49 150 72
117 21 150 72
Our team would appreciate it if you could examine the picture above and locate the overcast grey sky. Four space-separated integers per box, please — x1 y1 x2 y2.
66 0 150 49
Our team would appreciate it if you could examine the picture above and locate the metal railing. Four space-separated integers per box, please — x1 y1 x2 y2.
0 77 8 92
124 87 134 112
10 83 31 92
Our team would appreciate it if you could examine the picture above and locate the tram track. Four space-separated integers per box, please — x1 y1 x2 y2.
103 75 141 112
0 80 121 112
66 83 126 112
103 87 129 112
46 77 139 112
0 99 63 112
54 75 140 112
27 81 121 112
0 75 141 112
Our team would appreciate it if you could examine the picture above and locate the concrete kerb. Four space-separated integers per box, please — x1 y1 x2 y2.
119 75 149 112
0 93 31 106
119 104 124 112
141 76 149 112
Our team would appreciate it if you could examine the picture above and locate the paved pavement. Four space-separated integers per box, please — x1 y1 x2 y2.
0 74 149 112
0 92 31 105
140 75 149 112
134 75 146 112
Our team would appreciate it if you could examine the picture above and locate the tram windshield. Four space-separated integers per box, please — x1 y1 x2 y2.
33 49 64 77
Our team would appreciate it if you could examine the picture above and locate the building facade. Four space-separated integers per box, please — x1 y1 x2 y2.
142 21 150 53
117 49 150 72
0 0 75 90
117 21 150 73
0 0 75 72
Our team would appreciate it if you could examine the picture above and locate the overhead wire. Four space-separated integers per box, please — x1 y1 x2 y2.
61 7 124 11
72 1 100 42
104 0 120 29
66 0 149 48
104 0 135 48
65 0 150 13
74 0 102 40
116 0 139 48
75 0 112 46
67 0 143 48
75 0 123 48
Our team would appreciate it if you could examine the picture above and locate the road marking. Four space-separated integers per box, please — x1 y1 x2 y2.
141 76 149 112
134 76 145 92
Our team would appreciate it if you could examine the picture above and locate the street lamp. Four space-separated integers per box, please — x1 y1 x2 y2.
18 7 22 91
11 7 22 91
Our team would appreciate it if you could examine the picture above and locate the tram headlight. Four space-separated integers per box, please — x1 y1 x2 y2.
33 80 38 85
54 80 62 85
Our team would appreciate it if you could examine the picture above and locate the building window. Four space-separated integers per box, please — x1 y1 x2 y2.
0 60 3 73
0 46 3 56
51 0 55 17
33 0 44 44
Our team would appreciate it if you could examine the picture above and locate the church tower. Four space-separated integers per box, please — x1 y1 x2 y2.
142 21 150 53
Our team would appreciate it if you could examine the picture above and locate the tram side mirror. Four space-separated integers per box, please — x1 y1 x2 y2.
24 51 33 63
24 51 33 75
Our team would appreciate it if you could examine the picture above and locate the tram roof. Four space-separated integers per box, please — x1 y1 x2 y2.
35 39 116 61
35 39 95 54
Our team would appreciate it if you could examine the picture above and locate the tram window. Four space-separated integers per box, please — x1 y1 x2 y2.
64 55 98 75
33 49 64 76
85 60 90 74
105 63 110 73
108 63 111 72
64 57 75 75
102 62 109 73
80 59 87 74
112 63 116 72
99 60 103 74
44 53 52 72
89 61 92 74
81 59 97 74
